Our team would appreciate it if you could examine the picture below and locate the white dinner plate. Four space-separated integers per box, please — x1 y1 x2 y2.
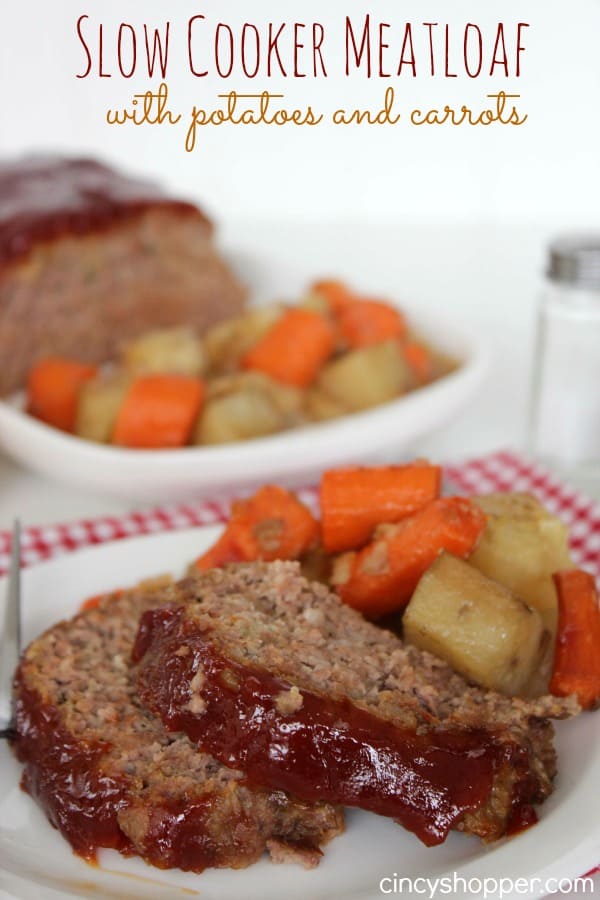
0 281 489 502
1 528 599 900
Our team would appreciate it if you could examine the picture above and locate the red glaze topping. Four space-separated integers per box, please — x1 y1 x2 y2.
506 803 538 836
134 607 537 847
0 157 203 264
11 676 132 860
11 667 259 871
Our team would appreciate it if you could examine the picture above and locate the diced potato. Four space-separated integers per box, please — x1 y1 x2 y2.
524 643 555 699
203 305 283 373
263 379 305 423
207 372 304 422
316 340 411 412
304 387 347 422
206 371 264 399
196 368 306 444
403 552 551 697
75 372 131 443
195 389 285 444
122 327 206 377
469 493 573 635
298 292 331 316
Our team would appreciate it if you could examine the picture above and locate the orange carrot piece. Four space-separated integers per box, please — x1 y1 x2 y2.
112 374 205 449
321 464 442 554
195 485 320 570
79 588 124 612
311 279 357 313
195 533 251 571
336 299 407 349
242 308 336 387
80 594 103 612
27 357 97 432
332 497 486 618
403 342 433 384
549 570 600 710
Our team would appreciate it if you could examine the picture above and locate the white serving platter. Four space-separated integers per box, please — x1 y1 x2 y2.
0 527 599 900
0 306 489 502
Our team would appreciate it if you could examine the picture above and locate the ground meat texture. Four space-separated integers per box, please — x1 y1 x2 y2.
0 157 246 395
134 561 579 847
11 587 343 871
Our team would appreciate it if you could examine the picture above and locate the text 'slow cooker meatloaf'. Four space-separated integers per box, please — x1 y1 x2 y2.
134 561 578 848
0 157 246 394
11 587 343 871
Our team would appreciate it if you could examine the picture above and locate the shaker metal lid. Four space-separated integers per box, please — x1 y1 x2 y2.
548 235 600 286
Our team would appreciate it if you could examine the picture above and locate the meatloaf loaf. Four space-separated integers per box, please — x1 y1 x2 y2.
11 585 343 871
0 157 246 394
134 561 578 848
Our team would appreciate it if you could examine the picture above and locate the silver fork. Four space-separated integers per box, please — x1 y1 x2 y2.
0 520 21 740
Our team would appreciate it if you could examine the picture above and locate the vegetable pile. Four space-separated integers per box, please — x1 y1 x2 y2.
24 280 454 448
192 461 600 709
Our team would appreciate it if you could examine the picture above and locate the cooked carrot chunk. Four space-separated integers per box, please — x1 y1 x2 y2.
336 299 407 349
242 309 336 388
321 464 442 553
550 569 600 710
403 342 433 384
79 588 124 612
331 497 487 618
112 374 205 449
312 281 408 351
311 279 357 313
27 357 97 432
195 485 320 570
80 594 104 612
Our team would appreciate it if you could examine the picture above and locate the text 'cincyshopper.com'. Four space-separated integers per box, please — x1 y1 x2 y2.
378 873 595 898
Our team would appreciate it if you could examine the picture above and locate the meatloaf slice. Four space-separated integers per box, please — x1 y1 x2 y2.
134 561 579 848
0 157 246 394
11 585 343 871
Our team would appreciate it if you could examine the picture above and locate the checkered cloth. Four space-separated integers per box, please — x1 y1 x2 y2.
444 451 600 575
0 450 599 576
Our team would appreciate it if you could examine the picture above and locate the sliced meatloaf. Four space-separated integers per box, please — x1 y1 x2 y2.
0 157 246 394
134 561 579 848
11 585 343 871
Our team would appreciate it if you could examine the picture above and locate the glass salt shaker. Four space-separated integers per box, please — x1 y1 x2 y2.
530 235 600 480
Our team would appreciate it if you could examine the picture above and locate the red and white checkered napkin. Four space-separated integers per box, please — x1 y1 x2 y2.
0 449 599 577
443 450 600 576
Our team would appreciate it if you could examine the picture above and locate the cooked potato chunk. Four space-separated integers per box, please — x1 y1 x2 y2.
304 387 347 421
196 370 305 444
193 372 303 444
403 552 551 697
203 305 283 373
195 388 285 444
207 372 304 420
469 493 573 634
316 340 411 412
75 372 131 443
122 327 206 377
